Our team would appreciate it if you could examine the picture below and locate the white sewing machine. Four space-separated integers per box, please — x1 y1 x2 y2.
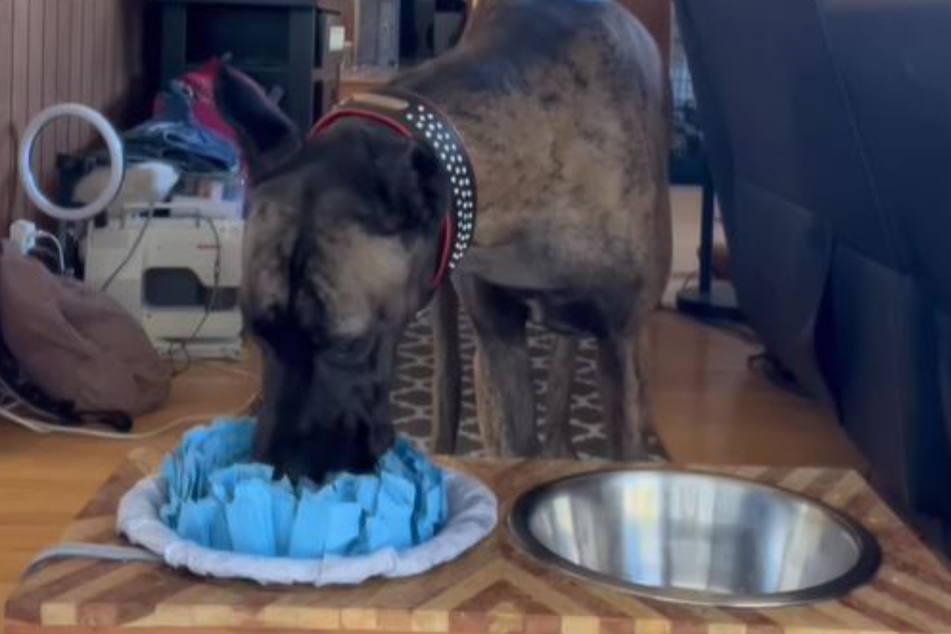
83 207 245 359
18 104 247 359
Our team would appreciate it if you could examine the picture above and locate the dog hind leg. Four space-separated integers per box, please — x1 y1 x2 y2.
543 335 577 458
457 276 539 456
597 327 651 460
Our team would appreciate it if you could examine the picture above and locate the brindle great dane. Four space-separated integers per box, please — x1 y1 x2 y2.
216 0 671 484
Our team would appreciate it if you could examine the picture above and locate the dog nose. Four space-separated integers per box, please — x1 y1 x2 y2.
368 420 395 457
254 400 396 484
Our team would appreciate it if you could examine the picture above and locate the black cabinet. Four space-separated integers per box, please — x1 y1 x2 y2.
150 0 320 131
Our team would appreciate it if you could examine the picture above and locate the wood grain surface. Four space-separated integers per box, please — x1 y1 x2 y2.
6 454 951 634
0 309 867 631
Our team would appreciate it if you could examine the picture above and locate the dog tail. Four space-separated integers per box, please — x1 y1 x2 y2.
430 282 462 454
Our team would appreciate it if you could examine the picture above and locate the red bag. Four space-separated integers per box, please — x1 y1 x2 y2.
154 57 238 146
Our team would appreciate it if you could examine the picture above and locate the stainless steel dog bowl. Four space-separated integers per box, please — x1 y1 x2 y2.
509 469 880 607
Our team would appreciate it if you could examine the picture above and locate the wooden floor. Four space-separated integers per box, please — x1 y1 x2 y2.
0 187 867 625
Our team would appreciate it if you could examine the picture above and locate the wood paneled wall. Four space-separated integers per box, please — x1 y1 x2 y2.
0 0 144 232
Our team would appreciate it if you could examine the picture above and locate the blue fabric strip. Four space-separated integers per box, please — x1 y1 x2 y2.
160 418 447 559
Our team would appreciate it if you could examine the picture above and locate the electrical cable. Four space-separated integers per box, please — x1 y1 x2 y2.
0 390 259 440
100 206 154 292
0 362 82 424
34 230 65 273
0 322 259 440
165 215 222 373
195 360 260 380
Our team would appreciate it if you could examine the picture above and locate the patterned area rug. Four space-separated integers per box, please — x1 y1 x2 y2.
390 309 663 460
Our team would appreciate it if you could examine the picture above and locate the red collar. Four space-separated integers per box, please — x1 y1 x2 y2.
309 92 476 289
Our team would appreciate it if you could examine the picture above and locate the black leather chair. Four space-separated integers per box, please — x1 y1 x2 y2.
675 0 951 545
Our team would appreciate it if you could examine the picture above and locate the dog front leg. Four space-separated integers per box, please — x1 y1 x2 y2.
431 282 462 454
597 328 650 460
458 277 539 456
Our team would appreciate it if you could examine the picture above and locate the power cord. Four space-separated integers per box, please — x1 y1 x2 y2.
0 389 259 440
0 326 260 439
101 207 154 292
34 230 65 273
166 215 222 374
196 359 260 380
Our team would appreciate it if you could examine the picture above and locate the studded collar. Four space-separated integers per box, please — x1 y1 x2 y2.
311 89 477 288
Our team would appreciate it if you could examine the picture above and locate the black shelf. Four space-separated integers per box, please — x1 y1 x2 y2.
149 0 316 7
153 0 318 131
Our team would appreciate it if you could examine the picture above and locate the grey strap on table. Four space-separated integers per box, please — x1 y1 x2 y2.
21 542 161 578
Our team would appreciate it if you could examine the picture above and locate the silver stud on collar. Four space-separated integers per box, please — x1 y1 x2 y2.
398 99 475 271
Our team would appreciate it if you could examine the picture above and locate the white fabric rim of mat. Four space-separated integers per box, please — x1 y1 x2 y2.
116 469 498 586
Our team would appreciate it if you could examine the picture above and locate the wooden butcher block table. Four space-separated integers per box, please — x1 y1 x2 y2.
6 452 951 634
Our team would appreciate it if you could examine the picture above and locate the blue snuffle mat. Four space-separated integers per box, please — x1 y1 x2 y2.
159 418 448 558
117 417 498 586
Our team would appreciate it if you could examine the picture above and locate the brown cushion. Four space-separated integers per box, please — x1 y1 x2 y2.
0 243 171 416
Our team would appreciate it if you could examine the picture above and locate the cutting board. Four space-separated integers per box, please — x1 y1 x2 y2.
6 451 951 634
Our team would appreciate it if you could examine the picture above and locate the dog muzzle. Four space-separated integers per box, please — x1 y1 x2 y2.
310 90 477 289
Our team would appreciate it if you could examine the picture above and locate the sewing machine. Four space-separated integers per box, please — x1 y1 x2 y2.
83 207 245 359
17 104 247 360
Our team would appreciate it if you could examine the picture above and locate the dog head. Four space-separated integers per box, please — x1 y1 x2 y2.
216 66 449 483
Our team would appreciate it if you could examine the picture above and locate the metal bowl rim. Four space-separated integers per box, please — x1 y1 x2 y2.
507 466 882 608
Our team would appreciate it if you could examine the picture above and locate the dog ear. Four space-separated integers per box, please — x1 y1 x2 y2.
391 140 448 230
215 65 302 182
